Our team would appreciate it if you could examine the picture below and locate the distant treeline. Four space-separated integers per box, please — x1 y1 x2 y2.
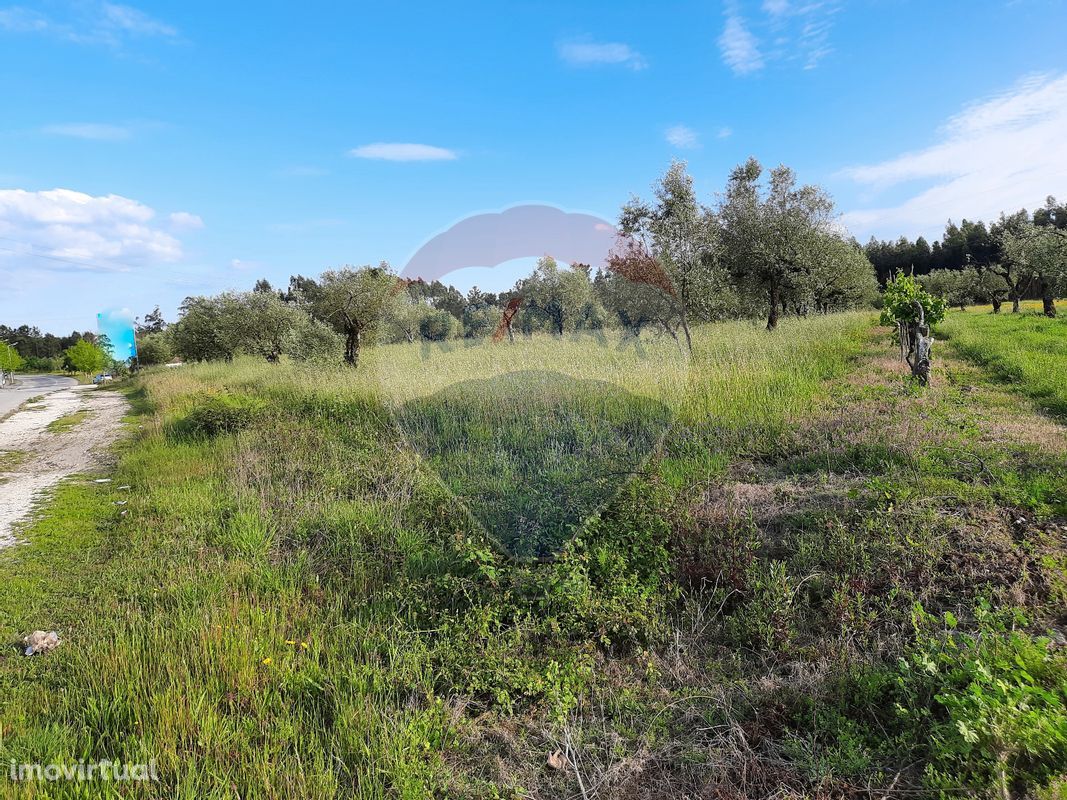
0 325 101 371
864 197 1067 285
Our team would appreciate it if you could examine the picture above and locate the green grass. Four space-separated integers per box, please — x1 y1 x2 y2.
2 311 1066 798
0 450 27 471
45 410 91 433
941 306 1067 418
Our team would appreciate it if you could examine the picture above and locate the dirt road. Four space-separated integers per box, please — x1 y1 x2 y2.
0 384 128 549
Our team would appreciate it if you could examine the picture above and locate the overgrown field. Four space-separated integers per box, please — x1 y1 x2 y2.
2 311 1066 798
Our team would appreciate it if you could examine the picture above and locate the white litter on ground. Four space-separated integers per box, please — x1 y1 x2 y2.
22 630 60 656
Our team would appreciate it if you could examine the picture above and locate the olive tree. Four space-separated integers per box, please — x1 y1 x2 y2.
1002 223 1066 317
518 256 593 336
136 331 173 365
311 265 397 365
172 291 341 363
920 269 974 311
789 235 879 314
991 210 1037 313
970 267 1011 313
595 262 683 340
171 294 243 362
718 158 836 331
382 293 425 344
618 161 719 349
231 291 341 362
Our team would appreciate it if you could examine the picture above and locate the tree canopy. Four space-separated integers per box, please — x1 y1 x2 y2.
63 339 108 375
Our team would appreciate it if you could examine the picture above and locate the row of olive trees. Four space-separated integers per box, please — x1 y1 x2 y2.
165 269 401 367
917 223 1067 316
167 287 347 365
619 159 878 337
160 158 880 366
865 198 1067 316
999 220 1067 316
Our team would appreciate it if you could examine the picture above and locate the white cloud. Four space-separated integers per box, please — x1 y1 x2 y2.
0 2 177 48
665 125 699 149
348 143 457 162
717 126 734 139
718 11 764 75
557 39 647 70
795 6 838 70
0 7 48 32
719 1 839 75
0 188 193 271
42 122 132 141
230 258 262 271
98 3 175 37
840 73 1067 239
168 211 204 230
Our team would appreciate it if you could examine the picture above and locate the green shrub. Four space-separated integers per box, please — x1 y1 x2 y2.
772 603 1067 794
899 604 1067 795
180 393 265 437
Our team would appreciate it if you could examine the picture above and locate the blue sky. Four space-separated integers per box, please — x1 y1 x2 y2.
1 0 1066 332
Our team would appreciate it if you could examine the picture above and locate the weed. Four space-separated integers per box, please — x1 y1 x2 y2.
45 410 90 433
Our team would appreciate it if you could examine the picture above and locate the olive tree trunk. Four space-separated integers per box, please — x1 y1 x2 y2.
766 281 781 331
1040 277 1057 317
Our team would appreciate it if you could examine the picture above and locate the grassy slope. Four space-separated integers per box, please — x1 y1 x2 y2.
0 312 1065 798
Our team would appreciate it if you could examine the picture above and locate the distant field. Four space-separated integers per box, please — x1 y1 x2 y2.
941 304 1067 418
3 310 1067 798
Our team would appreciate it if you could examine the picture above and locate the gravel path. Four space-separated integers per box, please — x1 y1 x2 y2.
0 385 128 549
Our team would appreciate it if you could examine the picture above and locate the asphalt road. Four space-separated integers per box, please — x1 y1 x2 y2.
0 374 78 417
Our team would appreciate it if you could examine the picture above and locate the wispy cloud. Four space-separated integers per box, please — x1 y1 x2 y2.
42 122 132 141
718 10 764 75
0 2 177 49
665 125 699 149
762 0 791 16
793 4 839 70
98 2 175 37
717 126 734 139
0 188 196 271
719 1 840 75
557 38 647 70
840 73 1067 239
0 7 48 32
348 143 457 162
168 211 204 230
